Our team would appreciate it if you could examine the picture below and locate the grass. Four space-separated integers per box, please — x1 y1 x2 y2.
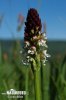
0 58 66 100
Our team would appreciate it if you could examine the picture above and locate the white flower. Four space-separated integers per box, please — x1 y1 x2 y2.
22 60 27 65
27 56 30 62
23 62 27 65
43 56 47 62
30 50 35 55
22 60 29 65
31 46 36 51
41 39 46 44
39 31 41 34
43 50 51 57
28 49 35 55
27 59 30 62
38 39 47 47
25 41 30 47
28 50 31 54
27 56 30 59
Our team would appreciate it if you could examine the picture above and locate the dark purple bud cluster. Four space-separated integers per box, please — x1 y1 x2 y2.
24 8 42 42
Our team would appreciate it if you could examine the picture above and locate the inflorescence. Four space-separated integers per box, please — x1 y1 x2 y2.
21 8 50 66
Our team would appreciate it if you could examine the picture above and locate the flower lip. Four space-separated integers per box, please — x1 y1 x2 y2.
33 36 37 40
27 56 30 59
43 50 51 57
31 46 36 51
24 41 30 47
28 50 31 54
28 49 35 55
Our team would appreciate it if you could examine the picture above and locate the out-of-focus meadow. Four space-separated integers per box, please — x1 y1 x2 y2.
0 40 66 100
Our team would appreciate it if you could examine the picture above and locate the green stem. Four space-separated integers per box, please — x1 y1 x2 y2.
34 69 42 100
30 55 42 100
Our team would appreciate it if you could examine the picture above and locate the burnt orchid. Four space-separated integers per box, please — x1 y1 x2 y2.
22 8 50 68
21 8 50 100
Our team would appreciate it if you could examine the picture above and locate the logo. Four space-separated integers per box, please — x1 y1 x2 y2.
1 89 28 98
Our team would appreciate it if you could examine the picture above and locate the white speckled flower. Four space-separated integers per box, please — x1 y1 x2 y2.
28 47 36 55
31 46 36 51
43 50 51 58
38 39 47 47
25 41 30 47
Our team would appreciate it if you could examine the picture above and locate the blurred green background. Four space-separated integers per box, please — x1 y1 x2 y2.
0 40 66 100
